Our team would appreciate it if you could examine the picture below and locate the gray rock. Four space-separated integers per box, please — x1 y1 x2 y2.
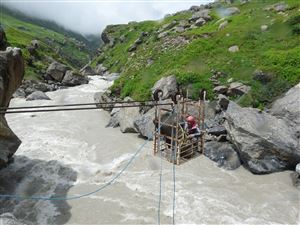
253 69 272 83
95 64 108 75
151 75 178 100
227 82 250 96
13 88 26 98
273 2 289 12
106 114 120 128
219 21 228 30
0 25 8 50
62 70 89 86
94 90 117 112
195 18 206 27
26 91 51 101
204 141 241 170
128 43 137 52
162 21 177 30
213 85 228 94
224 102 300 174
80 65 95 76
218 94 230 110
296 163 300 174
270 82 300 129
46 62 68 82
117 97 140 133
261 25 268 32
174 26 185 33
30 39 39 49
158 31 168 39
190 9 211 21
134 107 156 140
102 72 120 81
179 20 190 28
228 45 239 53
0 47 24 167
207 126 227 136
119 34 126 43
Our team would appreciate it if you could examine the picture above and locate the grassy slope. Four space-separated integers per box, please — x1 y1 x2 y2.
2 11 90 80
92 0 300 108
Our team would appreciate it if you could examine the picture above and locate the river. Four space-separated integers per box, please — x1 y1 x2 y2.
1 76 299 225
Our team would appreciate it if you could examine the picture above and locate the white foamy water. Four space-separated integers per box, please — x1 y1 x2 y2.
3 76 300 225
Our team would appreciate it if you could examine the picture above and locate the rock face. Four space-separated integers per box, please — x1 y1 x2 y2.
0 213 24 225
224 102 300 174
0 48 24 167
151 75 178 100
0 25 8 51
204 141 241 170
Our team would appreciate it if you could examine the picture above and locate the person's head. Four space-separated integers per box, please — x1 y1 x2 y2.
186 115 196 129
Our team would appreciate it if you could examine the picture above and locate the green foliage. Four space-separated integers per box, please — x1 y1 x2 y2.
95 0 300 106
2 10 90 80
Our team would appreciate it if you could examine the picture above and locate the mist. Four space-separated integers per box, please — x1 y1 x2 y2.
1 0 214 35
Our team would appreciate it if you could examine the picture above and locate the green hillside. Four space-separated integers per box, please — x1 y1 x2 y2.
92 0 300 108
1 7 91 80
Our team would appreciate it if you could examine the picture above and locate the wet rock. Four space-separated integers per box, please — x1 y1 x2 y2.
106 114 120 128
94 90 117 112
151 75 178 100
224 101 300 174
26 91 51 101
204 141 241 170
227 82 250 96
62 70 89 86
80 65 95 76
102 72 120 81
0 47 24 167
46 62 68 82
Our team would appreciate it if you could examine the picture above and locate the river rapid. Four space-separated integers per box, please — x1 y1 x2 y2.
1 76 299 225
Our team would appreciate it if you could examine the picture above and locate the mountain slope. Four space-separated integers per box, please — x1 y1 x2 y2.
92 0 300 108
1 7 91 80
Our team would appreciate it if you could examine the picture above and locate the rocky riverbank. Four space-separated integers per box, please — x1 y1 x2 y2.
95 75 300 185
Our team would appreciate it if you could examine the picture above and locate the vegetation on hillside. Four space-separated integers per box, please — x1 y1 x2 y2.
1 6 92 80
92 0 300 108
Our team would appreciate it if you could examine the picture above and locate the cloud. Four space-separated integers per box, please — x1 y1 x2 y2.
1 0 213 35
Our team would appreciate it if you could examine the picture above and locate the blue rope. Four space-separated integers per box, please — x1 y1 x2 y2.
0 114 172 201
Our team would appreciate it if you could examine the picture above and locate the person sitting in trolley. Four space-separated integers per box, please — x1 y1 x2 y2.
185 115 201 138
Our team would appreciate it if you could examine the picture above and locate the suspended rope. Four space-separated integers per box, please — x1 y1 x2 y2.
0 103 173 114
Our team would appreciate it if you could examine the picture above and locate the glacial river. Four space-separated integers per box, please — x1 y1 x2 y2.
2 76 299 225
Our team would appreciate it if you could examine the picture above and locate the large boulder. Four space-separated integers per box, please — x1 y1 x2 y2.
46 62 68 82
224 102 300 174
227 82 250 96
134 107 156 140
151 75 178 100
26 91 51 101
117 97 140 133
0 47 24 167
189 9 211 22
204 141 241 170
62 70 89 86
270 82 300 129
80 65 95 76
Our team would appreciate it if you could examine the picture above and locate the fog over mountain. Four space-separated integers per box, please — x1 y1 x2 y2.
1 0 213 35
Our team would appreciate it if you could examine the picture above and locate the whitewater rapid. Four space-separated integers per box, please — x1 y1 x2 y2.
2 76 299 225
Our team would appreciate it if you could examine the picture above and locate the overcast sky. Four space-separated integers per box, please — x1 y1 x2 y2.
2 0 214 35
